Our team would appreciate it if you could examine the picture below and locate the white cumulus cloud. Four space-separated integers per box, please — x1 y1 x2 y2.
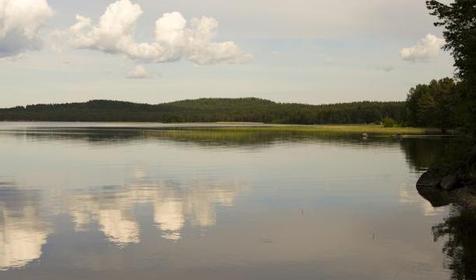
400 34 445 62
69 0 251 65
0 0 53 58
126 65 151 79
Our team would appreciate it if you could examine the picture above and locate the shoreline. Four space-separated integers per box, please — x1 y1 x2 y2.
417 148 476 209
0 122 444 136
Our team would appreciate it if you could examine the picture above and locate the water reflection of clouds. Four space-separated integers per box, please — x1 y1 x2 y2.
0 179 242 271
69 180 242 245
0 188 49 271
399 184 446 217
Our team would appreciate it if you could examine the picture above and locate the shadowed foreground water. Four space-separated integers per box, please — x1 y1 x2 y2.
0 122 470 280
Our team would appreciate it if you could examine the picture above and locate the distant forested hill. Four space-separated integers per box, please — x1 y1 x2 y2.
0 98 406 124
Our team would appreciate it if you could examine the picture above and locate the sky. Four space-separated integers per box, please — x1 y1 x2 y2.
0 0 455 107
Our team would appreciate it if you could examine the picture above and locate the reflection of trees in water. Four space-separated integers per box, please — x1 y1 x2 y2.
7 128 466 171
3 128 371 147
416 172 476 280
3 126 418 147
432 207 476 280
5 127 464 161
400 138 470 171
7 129 145 145
400 138 446 171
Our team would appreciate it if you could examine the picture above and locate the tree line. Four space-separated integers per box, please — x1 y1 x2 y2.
0 84 468 130
405 77 468 133
0 81 468 129
0 98 407 125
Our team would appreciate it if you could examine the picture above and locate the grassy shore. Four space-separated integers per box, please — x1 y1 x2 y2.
154 124 438 136
142 124 441 144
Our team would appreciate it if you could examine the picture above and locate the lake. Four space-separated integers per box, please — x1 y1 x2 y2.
0 122 470 280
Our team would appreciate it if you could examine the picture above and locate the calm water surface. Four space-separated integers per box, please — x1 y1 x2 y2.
0 122 469 279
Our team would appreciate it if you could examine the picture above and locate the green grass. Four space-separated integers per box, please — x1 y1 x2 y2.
143 124 439 145
158 124 437 135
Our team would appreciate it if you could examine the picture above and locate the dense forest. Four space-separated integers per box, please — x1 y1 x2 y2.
0 98 407 125
0 84 468 128
405 77 468 133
